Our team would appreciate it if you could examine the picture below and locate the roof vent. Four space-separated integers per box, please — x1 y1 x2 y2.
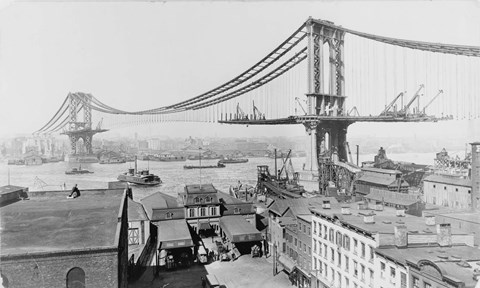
408 230 419 234
361 212 375 224
425 215 436 226
322 200 331 209
437 255 449 260
396 209 406 217
357 203 367 210
341 206 351 215
382 221 392 224
422 228 433 234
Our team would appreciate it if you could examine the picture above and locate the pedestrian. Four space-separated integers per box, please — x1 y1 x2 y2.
68 184 81 199
201 276 206 288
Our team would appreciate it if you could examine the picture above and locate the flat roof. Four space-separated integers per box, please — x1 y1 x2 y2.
185 184 217 194
423 174 472 187
376 245 480 288
219 215 262 243
155 219 193 249
0 185 26 194
424 210 480 225
365 189 421 206
309 202 470 236
0 189 124 256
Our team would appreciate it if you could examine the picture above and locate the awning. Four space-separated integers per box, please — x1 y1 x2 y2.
155 219 194 249
219 215 262 243
198 222 212 230
278 254 296 273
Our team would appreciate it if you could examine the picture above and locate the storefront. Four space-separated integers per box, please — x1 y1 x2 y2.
155 219 195 270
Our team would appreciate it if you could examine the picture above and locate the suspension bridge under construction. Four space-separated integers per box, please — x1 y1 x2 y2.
34 18 480 194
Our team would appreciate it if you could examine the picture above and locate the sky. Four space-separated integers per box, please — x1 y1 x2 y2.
0 0 479 141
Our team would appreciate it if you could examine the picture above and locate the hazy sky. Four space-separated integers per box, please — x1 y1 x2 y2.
1 0 479 140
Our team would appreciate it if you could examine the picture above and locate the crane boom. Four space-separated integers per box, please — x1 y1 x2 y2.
422 90 444 113
380 92 405 115
402 84 424 112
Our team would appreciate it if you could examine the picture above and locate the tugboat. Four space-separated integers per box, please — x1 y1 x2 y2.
65 166 94 175
117 158 162 186
218 157 248 164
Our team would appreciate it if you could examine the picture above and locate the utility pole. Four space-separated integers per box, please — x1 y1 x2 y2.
199 147 202 189
356 145 359 166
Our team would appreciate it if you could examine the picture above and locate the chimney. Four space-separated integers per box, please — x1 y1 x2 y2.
394 225 408 248
361 212 375 224
375 200 384 211
436 223 452 247
322 200 331 209
425 215 436 226
396 208 405 217
341 205 351 215
470 142 480 212
357 203 367 210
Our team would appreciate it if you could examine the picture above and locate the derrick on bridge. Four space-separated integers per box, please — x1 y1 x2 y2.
36 17 480 189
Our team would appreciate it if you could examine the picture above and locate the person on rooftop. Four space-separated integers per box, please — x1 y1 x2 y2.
68 184 81 199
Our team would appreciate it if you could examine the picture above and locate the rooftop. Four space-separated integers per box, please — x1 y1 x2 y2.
361 167 402 175
365 188 421 206
424 210 480 224
376 244 480 288
0 189 124 256
269 197 338 217
309 201 471 236
423 174 472 187
128 198 148 221
0 185 27 194
356 173 408 187
184 184 217 194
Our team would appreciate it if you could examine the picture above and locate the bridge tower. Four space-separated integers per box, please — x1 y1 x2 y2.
62 93 107 162
300 18 353 194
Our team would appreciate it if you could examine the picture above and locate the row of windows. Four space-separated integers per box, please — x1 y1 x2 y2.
298 221 311 236
193 196 213 204
313 236 374 263
314 257 374 287
379 261 407 287
284 232 311 256
431 183 471 194
187 206 219 218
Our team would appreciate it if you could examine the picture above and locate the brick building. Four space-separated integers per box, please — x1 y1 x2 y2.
0 188 128 288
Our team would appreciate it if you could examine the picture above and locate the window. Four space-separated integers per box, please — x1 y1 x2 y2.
353 239 358 254
313 221 317 234
128 228 139 245
400 272 407 288
345 277 349 288
195 197 200 204
299 240 302 249
444 186 447 190
331 268 335 282
318 223 323 237
361 264 365 282
336 231 343 247
361 242 366 258
205 196 211 203
353 261 358 277
313 240 317 254
345 255 349 272
299 223 302 231
343 235 350 251
329 228 334 242
294 238 297 246
200 207 206 217
210 206 217 216
166 212 173 219
314 257 318 270
424 283 431 288
188 208 195 218
338 272 342 287
234 207 240 214
303 224 306 233
319 259 323 273
331 248 335 263
323 244 327 258
369 245 374 262
380 262 386 278
455 188 458 192
319 241 322 256
369 268 374 285
412 276 420 288
308 227 311 235
324 225 328 239
337 251 341 267
390 267 396 279
304 243 307 253
67 267 85 288
308 246 311 255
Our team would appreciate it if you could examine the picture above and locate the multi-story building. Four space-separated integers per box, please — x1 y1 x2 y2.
423 174 472 210
376 242 480 288
309 201 475 288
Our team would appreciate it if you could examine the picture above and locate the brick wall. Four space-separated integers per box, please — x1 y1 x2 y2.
1 249 119 288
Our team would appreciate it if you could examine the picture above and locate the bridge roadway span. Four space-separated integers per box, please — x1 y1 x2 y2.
218 115 447 125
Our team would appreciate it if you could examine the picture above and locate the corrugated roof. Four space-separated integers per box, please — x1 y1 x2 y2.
155 219 193 244
365 189 421 206
423 174 472 187
219 215 262 243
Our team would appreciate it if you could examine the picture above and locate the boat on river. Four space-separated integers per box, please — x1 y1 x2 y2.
117 158 162 186
65 166 93 175
218 157 248 164
183 162 226 169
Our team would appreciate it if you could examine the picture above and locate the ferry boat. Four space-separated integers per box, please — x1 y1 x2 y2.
65 166 93 175
117 158 162 186
99 158 126 164
218 157 248 164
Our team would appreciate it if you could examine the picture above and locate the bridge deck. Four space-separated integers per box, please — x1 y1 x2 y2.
218 115 447 125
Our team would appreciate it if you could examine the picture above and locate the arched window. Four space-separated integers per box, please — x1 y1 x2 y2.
67 267 85 288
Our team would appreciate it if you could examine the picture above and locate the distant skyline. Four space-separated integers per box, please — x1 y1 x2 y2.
1 1 479 141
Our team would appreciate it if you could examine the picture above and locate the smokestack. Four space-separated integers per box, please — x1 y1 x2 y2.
470 142 480 211
394 225 408 248
436 223 452 247
425 215 436 226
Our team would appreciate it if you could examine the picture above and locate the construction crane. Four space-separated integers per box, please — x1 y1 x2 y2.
401 84 424 115
252 101 264 120
236 103 246 120
278 150 292 181
380 92 405 116
422 90 444 114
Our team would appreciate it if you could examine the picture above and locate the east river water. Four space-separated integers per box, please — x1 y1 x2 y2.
1 152 441 202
